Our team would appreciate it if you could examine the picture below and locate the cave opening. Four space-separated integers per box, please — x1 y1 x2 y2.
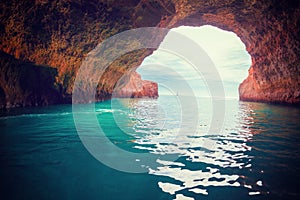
137 25 252 99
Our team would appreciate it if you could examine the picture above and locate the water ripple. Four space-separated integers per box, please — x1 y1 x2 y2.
114 97 264 198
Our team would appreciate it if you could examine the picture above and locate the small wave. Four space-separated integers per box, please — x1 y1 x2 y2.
96 109 114 113
96 109 123 114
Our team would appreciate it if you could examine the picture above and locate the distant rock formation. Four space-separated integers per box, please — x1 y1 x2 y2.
0 0 299 107
113 72 158 98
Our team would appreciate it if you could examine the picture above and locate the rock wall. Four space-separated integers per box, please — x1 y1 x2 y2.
165 0 300 104
0 0 299 107
0 51 63 108
113 71 158 98
237 1 300 104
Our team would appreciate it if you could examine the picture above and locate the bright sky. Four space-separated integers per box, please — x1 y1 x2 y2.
137 25 251 98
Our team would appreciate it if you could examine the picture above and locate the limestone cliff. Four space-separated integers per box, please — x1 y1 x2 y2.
0 0 299 107
113 71 158 98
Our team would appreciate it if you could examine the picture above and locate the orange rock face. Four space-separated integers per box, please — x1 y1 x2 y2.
239 67 300 104
113 72 158 98
0 0 299 107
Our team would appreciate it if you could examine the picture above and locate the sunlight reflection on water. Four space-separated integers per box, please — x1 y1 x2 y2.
1 97 299 199
112 97 265 199
1 95 300 200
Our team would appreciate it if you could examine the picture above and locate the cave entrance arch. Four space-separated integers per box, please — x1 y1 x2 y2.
137 25 251 98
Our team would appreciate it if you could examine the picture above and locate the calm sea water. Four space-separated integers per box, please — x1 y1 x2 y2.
0 96 299 200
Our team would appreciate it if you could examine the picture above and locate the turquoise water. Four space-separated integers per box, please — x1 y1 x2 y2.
0 96 299 200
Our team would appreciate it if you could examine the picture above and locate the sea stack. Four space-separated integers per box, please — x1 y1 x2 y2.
113 71 158 98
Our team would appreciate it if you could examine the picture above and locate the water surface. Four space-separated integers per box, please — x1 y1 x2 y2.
0 96 299 199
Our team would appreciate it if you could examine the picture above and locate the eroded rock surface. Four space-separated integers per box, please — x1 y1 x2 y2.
113 71 158 98
0 51 63 108
0 0 299 107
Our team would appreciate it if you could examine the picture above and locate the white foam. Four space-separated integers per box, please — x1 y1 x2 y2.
96 109 114 113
